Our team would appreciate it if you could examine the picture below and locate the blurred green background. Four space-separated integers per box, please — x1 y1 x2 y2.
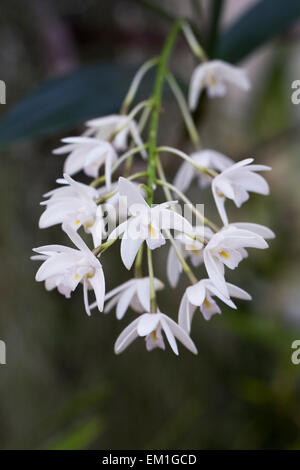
1 0 300 450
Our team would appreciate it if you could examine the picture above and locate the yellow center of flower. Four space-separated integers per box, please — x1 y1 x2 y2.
84 221 93 229
74 274 79 280
204 298 211 308
152 330 158 342
75 220 80 226
86 271 95 279
148 224 156 238
216 189 225 198
192 248 200 255
219 250 230 259
208 74 217 87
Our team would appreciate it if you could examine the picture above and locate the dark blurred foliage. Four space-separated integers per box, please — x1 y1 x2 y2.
0 0 300 450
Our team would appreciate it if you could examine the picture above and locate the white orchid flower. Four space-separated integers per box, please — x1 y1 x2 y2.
97 181 146 231
114 311 198 355
108 177 194 270
229 222 275 240
212 158 271 225
203 225 268 296
32 224 105 315
39 174 105 247
53 137 117 188
189 59 250 110
167 227 211 287
224 223 275 261
179 279 251 332
85 114 146 158
89 277 164 319
174 149 234 192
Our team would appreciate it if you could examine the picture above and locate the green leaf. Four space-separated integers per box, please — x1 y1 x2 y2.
217 0 300 63
0 62 145 147
207 0 225 55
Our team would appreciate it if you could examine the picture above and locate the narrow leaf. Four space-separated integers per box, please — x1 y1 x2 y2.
217 0 300 63
0 62 147 147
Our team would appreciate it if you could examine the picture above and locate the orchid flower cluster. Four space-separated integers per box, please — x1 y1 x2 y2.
32 22 274 356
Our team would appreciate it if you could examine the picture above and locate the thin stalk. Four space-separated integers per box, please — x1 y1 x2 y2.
121 58 159 114
94 172 148 204
93 237 117 257
156 178 219 232
147 247 156 312
181 21 207 62
124 105 152 177
166 72 200 148
156 157 173 202
156 159 210 244
134 244 144 278
157 158 201 285
128 171 149 181
90 146 147 188
157 159 203 240
138 102 152 134
164 229 197 284
147 21 182 205
157 145 218 178
111 100 150 140
157 158 198 284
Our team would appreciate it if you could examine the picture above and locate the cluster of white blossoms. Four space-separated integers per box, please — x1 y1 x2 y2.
32 23 274 356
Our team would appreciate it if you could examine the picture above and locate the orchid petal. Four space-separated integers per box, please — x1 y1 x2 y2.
137 313 160 336
114 318 140 354
120 234 143 270
162 314 198 355
116 285 136 319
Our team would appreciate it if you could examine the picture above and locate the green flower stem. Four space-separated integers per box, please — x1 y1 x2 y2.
164 229 198 285
156 178 219 233
166 72 200 149
134 244 144 278
147 246 156 312
156 159 206 244
111 100 151 142
124 106 152 177
146 21 182 205
90 147 148 188
181 21 207 62
157 146 218 178
144 21 182 312
93 237 117 257
128 171 149 181
156 157 174 202
121 58 159 115
94 172 148 204
156 157 198 285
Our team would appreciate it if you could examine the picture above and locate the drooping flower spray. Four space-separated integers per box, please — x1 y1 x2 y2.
32 21 274 355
